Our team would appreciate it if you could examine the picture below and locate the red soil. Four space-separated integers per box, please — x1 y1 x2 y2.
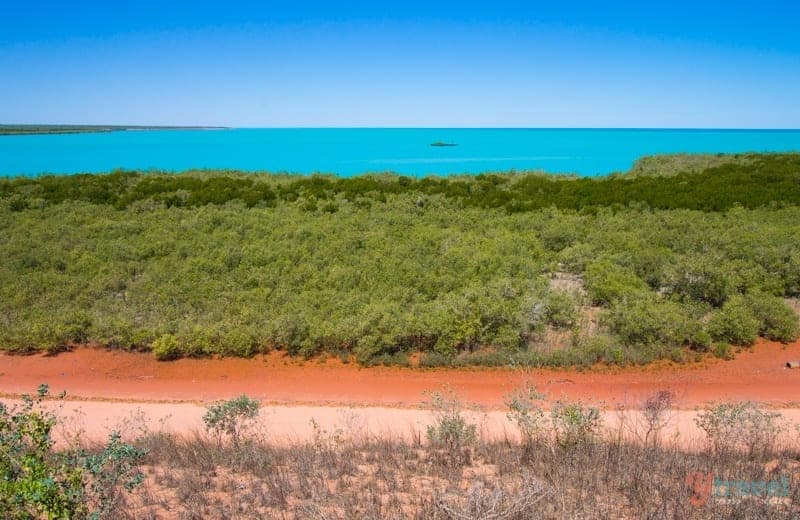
1 340 799 409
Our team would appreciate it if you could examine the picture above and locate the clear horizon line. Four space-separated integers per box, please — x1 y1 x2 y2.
3 124 800 131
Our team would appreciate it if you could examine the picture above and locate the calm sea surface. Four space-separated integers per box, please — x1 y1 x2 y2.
1 128 799 177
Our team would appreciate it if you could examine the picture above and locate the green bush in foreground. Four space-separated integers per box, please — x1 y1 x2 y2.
0 385 145 519
550 400 601 448
424 390 477 467
203 395 260 446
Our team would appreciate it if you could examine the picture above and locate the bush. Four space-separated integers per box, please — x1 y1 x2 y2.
641 390 675 447
707 296 760 346
0 385 145 519
544 291 578 329
602 295 704 348
663 257 733 306
505 383 546 444
362 351 410 367
418 351 455 368
584 261 648 305
745 293 799 342
203 395 261 446
573 334 624 366
424 390 477 467
713 342 734 360
550 400 601 448
219 329 260 357
152 333 181 360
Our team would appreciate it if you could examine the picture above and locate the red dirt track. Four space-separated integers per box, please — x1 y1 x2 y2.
2 340 799 409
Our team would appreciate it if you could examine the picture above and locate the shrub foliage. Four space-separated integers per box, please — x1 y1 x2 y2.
1 154 798 366
0 385 144 519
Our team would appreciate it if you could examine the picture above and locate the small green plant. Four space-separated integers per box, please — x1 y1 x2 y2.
152 333 181 361
203 394 260 446
694 401 784 457
424 390 477 467
0 385 145 519
713 342 734 360
550 400 601 448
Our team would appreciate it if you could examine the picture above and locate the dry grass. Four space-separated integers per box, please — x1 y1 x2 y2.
105 415 800 519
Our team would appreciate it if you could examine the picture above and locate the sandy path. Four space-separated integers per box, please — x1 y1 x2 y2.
3 398 799 449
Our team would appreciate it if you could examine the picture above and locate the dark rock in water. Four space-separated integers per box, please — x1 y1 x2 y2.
430 141 458 147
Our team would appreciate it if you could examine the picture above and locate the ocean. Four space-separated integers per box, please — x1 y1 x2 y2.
2 128 799 177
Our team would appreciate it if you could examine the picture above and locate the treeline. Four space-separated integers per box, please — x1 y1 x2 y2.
2 153 800 214
0 125 222 135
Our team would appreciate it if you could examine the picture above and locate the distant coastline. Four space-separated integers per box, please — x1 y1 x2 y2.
0 125 228 136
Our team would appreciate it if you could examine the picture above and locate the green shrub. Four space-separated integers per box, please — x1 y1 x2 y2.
418 351 455 368
544 291 578 329
602 295 703 348
625 247 672 289
219 329 260 357
713 342 734 360
550 400 601 448
745 293 799 342
663 257 733 306
707 296 761 346
556 243 596 273
269 314 311 355
0 385 145 519
691 330 713 352
3 157 800 368
354 332 395 364
584 261 648 305
203 395 260 446
152 333 181 361
574 334 622 365
177 327 215 357
363 352 410 368
424 390 476 467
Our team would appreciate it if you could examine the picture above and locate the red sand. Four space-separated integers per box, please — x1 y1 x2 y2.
1 339 799 409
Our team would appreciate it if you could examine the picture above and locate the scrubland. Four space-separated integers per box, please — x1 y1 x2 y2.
2 153 799 367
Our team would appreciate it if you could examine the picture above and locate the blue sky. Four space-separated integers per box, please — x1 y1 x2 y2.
1 1 799 128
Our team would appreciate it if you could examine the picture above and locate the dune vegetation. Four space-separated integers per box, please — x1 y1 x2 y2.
1 153 799 366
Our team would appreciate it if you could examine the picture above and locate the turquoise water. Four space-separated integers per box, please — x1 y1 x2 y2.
1 128 800 177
